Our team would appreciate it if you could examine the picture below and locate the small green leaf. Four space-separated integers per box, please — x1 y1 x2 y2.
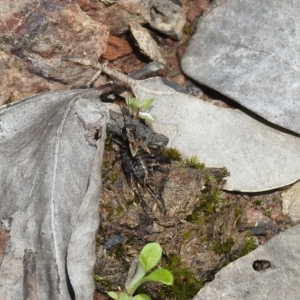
141 268 173 285
119 292 133 300
138 112 156 122
139 98 154 110
125 96 132 106
125 97 139 111
133 294 151 300
107 291 119 299
139 242 162 272
108 292 133 300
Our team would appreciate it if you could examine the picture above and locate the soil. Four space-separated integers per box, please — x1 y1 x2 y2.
93 1 298 300
95 136 295 300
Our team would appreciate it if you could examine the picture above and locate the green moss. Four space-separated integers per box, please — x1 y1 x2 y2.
103 160 111 169
157 255 204 300
182 156 205 170
201 190 221 214
186 171 224 223
211 237 234 255
182 230 193 240
183 24 195 35
104 134 113 151
102 172 119 184
240 236 257 256
235 207 243 217
94 276 113 290
101 204 116 221
264 208 272 217
186 211 205 224
116 205 124 215
107 244 127 260
94 274 103 283
253 199 262 206
160 147 182 161
96 236 102 246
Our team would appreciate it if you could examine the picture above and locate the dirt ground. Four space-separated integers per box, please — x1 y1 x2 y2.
94 134 294 300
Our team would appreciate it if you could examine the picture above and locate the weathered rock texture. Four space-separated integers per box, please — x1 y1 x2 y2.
131 77 300 192
0 89 108 299
0 0 109 104
78 0 186 39
193 224 300 300
282 181 300 222
181 0 300 135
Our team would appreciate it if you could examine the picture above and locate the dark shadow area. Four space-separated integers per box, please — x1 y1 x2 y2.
65 262 75 300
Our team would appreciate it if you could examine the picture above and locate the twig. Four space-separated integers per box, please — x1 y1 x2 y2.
62 57 137 90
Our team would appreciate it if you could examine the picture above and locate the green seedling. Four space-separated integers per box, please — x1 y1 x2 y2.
125 97 156 121
107 242 173 300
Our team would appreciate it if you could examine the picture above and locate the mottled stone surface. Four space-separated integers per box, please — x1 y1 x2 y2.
0 0 109 103
0 89 109 299
0 51 65 105
102 35 132 61
181 0 300 134
78 0 186 39
132 77 300 192
193 225 300 300
282 181 300 222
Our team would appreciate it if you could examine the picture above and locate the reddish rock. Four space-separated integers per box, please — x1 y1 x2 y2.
171 74 187 87
102 36 133 61
176 42 188 60
92 75 107 89
76 0 99 11
165 38 176 46
211 100 233 108
0 51 65 105
270 208 285 221
78 0 186 39
0 0 109 103
110 55 145 75
93 293 106 300
78 0 145 36
246 208 270 224
186 0 210 24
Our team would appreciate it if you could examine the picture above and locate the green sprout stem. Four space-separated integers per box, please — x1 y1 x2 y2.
107 242 173 300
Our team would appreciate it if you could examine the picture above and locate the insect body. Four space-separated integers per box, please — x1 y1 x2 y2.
111 119 170 214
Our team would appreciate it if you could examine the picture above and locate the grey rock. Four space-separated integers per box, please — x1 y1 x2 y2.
142 0 186 40
193 224 300 300
131 77 300 192
249 223 267 236
104 235 124 250
181 0 300 134
282 181 300 222
0 89 108 299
